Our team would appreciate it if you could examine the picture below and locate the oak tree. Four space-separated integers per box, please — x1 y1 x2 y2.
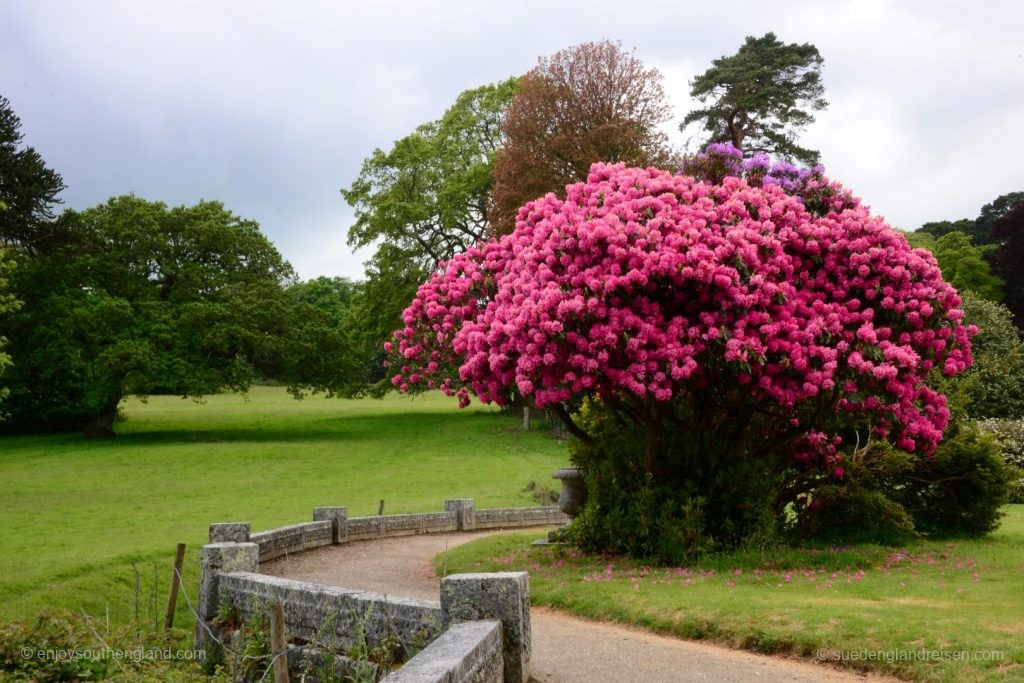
1 196 356 436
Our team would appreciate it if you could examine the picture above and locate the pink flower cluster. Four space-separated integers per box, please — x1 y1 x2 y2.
388 162 973 456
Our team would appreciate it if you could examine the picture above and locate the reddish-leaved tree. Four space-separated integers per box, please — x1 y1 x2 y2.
987 199 1024 329
489 40 677 235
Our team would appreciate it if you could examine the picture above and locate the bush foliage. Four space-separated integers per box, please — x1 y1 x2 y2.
388 145 989 560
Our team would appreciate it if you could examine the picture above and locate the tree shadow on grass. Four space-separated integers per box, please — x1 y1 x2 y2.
112 410 499 447
0 408 514 454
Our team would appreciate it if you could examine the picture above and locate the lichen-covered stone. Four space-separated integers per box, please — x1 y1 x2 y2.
441 572 530 683
346 516 383 541
218 571 442 653
250 521 332 561
445 499 477 531
209 522 251 543
474 506 566 529
196 542 259 648
382 620 503 683
313 506 349 544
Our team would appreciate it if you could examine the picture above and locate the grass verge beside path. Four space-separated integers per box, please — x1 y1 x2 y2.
437 507 1024 682
0 387 567 625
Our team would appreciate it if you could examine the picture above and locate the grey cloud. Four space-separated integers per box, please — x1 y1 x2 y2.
2 0 1021 278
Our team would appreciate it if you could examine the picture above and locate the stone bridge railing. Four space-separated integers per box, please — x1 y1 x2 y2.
197 499 564 682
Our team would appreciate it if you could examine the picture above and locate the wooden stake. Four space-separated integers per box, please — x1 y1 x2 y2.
270 603 289 683
164 543 186 631
378 499 385 516
131 562 140 629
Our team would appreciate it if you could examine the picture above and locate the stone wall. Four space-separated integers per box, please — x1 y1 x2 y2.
381 620 503 683
199 556 529 682
346 511 459 542
474 505 565 530
250 521 333 561
219 571 441 652
209 498 567 564
198 499 549 681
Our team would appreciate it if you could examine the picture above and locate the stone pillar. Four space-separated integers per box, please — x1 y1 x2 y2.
208 522 250 543
441 571 530 683
445 499 476 531
195 542 259 649
313 506 349 544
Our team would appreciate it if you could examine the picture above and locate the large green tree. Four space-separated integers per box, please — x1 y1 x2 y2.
343 78 518 272
914 218 978 241
939 291 1024 420
0 240 19 416
913 191 1024 245
906 231 1004 302
287 276 363 328
0 95 67 254
2 196 356 436
987 200 1024 329
341 78 519 382
682 33 827 165
976 191 1024 242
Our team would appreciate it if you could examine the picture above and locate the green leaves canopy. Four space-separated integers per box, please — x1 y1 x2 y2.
906 231 1004 303
977 191 1024 242
2 196 355 435
340 78 519 382
938 291 1024 420
342 77 519 271
0 243 19 414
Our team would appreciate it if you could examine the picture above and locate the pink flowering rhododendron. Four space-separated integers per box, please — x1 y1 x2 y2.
387 158 974 469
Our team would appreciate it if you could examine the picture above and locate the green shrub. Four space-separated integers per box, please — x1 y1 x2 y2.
788 443 918 545
793 425 1010 542
976 418 1024 503
567 394 1012 563
568 398 782 563
976 418 1024 468
937 292 1024 419
898 424 1010 537
1007 465 1024 504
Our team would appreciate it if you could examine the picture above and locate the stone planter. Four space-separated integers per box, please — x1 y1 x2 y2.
552 467 587 517
548 467 586 543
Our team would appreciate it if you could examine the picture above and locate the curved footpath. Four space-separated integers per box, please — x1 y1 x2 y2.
262 531 888 682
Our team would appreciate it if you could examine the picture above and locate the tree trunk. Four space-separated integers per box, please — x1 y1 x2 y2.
731 127 745 155
83 396 121 439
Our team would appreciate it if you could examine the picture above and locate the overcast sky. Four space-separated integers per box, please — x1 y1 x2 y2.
3 1 1022 280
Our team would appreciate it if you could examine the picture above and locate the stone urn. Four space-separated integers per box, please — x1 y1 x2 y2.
552 467 587 517
546 467 586 543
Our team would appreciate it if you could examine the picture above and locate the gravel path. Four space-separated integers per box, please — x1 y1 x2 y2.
262 532 886 682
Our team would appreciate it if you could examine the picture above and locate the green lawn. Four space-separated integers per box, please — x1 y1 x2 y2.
0 387 568 624
437 510 1024 681
6 390 1021 681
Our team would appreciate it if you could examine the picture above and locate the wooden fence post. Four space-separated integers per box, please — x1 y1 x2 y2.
164 543 186 631
270 602 289 683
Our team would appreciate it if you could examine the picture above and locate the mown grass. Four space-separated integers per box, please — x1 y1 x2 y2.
0 387 568 626
437 508 1024 681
